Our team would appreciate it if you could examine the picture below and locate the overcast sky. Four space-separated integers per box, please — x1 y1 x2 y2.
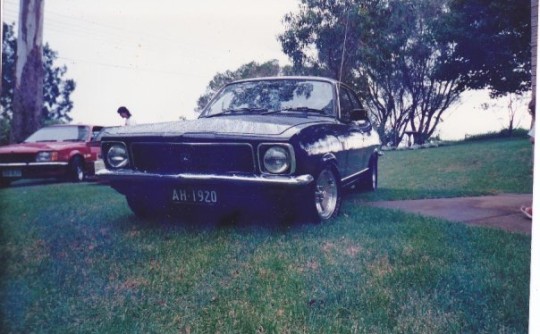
3 0 297 125
2 0 532 139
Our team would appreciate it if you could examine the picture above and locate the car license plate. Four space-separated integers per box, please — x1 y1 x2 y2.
2 169 22 178
172 188 218 205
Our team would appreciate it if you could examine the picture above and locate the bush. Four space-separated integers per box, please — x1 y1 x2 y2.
463 128 529 142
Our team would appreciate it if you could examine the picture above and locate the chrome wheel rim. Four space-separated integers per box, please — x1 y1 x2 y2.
315 169 338 220
76 164 84 181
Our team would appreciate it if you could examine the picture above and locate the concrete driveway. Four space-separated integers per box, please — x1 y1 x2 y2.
368 194 533 234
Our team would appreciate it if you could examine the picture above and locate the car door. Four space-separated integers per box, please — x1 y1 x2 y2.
349 89 375 170
338 85 366 178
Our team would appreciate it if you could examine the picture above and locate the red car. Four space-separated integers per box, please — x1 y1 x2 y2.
0 124 104 186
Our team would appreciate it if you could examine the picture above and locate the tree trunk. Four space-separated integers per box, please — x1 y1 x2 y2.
0 2 3 95
10 0 45 143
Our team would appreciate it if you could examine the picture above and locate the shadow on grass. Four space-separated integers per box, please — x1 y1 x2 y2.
107 187 490 234
112 205 312 235
101 184 497 235
6 178 103 189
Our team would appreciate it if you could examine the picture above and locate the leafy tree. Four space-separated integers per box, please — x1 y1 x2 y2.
279 0 465 145
42 46 76 123
435 0 531 97
1 23 17 145
195 59 286 112
1 22 76 144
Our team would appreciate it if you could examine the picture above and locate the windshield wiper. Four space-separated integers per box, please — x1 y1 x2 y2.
205 107 268 118
266 107 327 115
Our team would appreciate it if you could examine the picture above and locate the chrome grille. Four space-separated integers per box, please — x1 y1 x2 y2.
0 153 35 163
130 142 255 174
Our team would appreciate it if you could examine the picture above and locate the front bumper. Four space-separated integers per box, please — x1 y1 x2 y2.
96 168 314 186
97 168 315 214
0 162 69 179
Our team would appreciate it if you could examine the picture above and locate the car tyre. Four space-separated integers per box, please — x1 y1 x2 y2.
365 156 379 191
359 156 378 191
68 156 85 182
311 166 342 221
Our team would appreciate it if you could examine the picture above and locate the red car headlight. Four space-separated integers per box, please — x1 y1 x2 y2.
35 151 58 162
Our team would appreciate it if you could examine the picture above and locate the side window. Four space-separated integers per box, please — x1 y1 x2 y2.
78 126 90 141
91 126 104 141
339 86 354 122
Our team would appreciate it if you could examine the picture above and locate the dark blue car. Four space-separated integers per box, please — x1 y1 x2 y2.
98 77 381 221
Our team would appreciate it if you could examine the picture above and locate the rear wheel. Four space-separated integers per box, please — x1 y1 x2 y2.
311 166 341 221
359 156 378 191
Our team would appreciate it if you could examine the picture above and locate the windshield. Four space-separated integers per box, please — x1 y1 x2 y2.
202 79 336 117
24 126 90 143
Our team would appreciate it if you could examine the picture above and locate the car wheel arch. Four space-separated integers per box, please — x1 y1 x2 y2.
320 152 338 168
68 149 84 160
319 153 343 182
69 153 85 166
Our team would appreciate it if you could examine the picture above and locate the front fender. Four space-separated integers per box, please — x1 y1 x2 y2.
321 152 338 165
68 149 90 161
299 152 341 180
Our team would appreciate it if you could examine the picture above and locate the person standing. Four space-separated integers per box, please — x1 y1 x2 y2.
117 106 137 126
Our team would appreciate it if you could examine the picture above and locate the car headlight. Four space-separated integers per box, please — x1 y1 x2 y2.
106 143 129 168
263 146 291 174
36 151 58 162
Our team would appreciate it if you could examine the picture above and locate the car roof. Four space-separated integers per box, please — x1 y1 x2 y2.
229 76 339 85
43 124 103 128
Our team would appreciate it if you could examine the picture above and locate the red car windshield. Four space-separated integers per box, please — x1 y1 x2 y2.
24 126 90 143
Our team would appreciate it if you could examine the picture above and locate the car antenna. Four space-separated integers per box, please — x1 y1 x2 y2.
338 4 351 83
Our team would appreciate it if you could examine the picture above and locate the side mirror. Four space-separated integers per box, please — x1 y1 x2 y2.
351 108 368 122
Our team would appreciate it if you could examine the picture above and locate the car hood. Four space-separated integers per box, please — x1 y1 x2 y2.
0 141 81 154
103 116 331 138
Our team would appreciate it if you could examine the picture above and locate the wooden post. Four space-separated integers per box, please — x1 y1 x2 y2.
533 0 538 98
0 0 4 94
10 0 45 143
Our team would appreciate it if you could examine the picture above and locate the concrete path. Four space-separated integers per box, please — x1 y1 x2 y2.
368 194 533 234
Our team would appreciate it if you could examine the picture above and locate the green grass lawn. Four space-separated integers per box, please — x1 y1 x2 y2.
362 137 534 201
0 138 532 333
